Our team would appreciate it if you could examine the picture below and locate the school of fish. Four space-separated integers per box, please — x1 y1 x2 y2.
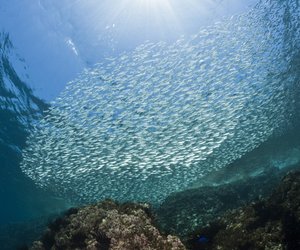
21 0 300 204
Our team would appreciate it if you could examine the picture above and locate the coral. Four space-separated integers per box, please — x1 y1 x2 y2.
30 200 185 250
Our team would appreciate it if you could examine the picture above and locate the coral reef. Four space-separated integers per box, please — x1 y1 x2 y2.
187 170 300 250
30 200 185 250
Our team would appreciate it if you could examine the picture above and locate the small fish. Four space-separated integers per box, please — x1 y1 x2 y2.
197 235 209 244
20 0 298 204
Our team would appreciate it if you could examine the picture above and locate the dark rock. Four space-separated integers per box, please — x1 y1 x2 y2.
30 200 186 250
186 171 300 250
156 167 286 237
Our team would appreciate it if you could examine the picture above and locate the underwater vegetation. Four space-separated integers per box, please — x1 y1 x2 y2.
20 0 300 204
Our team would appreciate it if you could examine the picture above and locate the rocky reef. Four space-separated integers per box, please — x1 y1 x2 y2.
187 170 300 250
156 164 299 237
156 168 279 237
30 200 185 250
27 169 300 250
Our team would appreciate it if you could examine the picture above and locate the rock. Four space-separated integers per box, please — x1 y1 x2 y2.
30 200 185 250
156 166 286 237
186 171 300 250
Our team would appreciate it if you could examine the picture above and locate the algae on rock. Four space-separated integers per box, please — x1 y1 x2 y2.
187 170 300 250
30 200 185 250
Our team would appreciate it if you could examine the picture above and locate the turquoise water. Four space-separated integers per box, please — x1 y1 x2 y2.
0 0 300 248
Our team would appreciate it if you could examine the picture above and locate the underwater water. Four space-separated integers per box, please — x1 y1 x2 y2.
0 0 300 248
0 33 71 224
20 0 300 204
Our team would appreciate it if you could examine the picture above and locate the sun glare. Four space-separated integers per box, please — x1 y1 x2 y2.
133 0 176 17
72 0 234 51
129 0 182 34
136 0 171 7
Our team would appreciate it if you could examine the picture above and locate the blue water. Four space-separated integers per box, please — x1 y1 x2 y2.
0 0 300 248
